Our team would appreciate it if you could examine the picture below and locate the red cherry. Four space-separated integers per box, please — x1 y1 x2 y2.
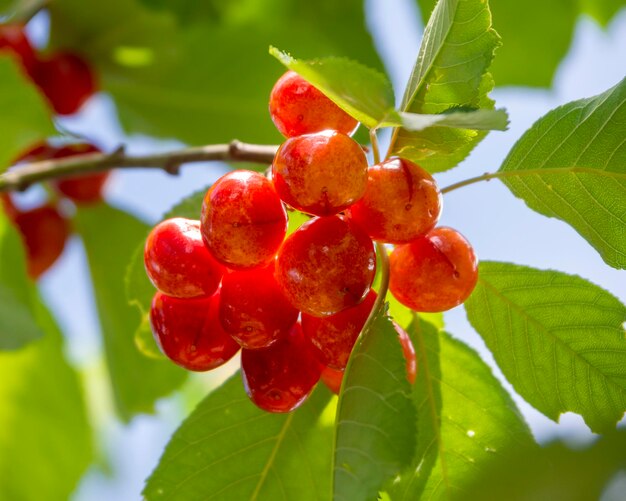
150 291 240 372
272 131 368 216
0 24 37 76
201 170 288 270
347 157 442 243
393 321 417 385
302 290 377 370
52 144 109 204
269 70 358 137
219 264 299 349
241 322 322 413
34 52 97 115
276 215 376 317
320 366 344 395
144 218 225 298
13 204 69 279
390 227 478 312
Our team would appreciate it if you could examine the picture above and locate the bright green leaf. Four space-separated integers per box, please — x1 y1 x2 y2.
388 0 501 173
76 204 186 420
0 57 54 172
389 317 535 499
399 108 508 132
465 261 626 433
144 374 334 500
0 298 93 500
499 78 626 269
334 308 416 500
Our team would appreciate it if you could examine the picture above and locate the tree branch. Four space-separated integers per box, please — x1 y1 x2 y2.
0 140 279 193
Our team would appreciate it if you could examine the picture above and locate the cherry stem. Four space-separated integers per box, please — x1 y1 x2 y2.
0 140 279 193
440 166 623 194
369 129 381 165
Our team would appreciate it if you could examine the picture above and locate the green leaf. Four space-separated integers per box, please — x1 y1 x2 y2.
49 0 384 145
499 78 626 269
388 0 501 173
144 374 334 500
76 204 187 420
270 47 397 129
389 318 535 499
458 431 626 500
399 108 508 132
333 308 416 500
0 298 93 500
464 261 626 433
0 57 55 171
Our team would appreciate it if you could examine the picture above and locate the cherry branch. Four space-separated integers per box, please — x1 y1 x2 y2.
0 141 279 193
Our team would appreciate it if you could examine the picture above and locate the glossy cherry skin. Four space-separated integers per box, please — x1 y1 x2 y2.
302 290 377 370
393 321 417 385
0 24 37 76
320 366 344 395
272 131 368 216
144 218 225 298
52 144 110 204
13 205 70 279
34 52 97 115
269 70 358 138
390 227 478 312
241 322 322 413
347 157 442 244
201 170 288 269
150 291 240 371
219 264 299 349
276 215 376 317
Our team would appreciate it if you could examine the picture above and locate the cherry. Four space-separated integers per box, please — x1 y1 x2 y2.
219 264 299 349
13 204 69 279
51 144 109 204
150 291 240 372
302 290 377 370
34 52 96 115
269 70 358 138
346 157 442 243
0 24 37 76
320 366 344 395
393 321 417 385
241 322 322 413
201 170 287 270
390 227 478 312
144 218 224 298
276 215 376 317
272 131 368 216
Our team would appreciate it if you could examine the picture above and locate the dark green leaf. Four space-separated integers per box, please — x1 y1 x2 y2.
388 0 501 173
144 374 334 500
389 318 535 499
76 204 186 420
465 261 626 433
458 430 626 501
499 78 626 269
0 298 93 500
0 57 55 171
334 308 416 501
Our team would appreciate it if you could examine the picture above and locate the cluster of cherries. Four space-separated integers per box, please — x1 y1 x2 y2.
144 70 478 413
0 23 96 115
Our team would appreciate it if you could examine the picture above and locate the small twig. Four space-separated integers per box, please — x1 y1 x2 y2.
0 141 279 193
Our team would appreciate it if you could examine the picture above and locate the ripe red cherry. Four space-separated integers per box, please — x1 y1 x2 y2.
241 322 322 413
347 157 442 243
52 144 109 204
393 321 417 385
150 291 240 371
0 24 37 76
269 70 358 137
320 366 344 395
144 218 225 298
276 215 376 317
201 170 288 269
272 131 368 216
34 52 97 115
390 227 478 312
302 290 377 370
13 204 70 279
219 264 299 349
